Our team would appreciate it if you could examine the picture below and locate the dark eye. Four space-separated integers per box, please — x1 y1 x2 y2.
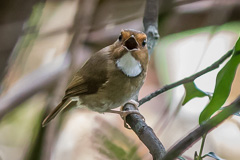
118 34 122 41
142 39 147 47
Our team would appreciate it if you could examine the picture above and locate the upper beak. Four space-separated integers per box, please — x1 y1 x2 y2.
124 35 138 51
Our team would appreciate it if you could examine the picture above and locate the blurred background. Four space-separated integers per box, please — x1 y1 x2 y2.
0 0 240 159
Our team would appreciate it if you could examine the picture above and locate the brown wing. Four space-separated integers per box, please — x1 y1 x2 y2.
42 47 110 127
63 48 109 100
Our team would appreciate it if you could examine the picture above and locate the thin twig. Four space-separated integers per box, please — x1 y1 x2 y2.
198 134 206 159
162 96 240 160
139 49 233 106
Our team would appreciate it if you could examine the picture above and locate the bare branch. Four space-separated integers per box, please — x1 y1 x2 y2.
122 0 166 159
143 0 160 55
124 102 166 160
162 96 240 160
139 49 233 106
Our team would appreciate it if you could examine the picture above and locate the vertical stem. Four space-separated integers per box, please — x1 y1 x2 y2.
198 134 207 160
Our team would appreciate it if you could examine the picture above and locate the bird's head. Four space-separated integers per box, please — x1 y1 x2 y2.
112 29 149 77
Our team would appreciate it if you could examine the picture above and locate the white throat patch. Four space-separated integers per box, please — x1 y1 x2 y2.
116 52 142 77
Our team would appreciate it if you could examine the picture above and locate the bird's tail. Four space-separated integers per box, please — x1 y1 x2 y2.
42 100 66 127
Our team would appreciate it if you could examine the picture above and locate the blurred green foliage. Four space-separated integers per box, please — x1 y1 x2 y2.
94 121 141 160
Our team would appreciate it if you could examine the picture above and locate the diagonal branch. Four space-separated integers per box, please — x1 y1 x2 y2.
124 102 166 160
139 49 233 106
162 95 240 160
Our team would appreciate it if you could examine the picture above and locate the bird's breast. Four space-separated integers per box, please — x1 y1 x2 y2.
116 52 142 77
79 61 146 112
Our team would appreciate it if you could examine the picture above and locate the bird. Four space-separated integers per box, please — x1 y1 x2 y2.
42 29 149 128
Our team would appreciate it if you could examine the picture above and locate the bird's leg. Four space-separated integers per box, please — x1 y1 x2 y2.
106 99 145 129
121 99 145 124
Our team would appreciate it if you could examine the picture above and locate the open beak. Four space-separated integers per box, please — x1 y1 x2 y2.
124 35 138 51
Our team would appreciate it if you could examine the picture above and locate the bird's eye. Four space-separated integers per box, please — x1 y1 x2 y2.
142 39 147 47
118 35 122 41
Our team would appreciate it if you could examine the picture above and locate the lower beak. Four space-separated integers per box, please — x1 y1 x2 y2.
124 36 138 51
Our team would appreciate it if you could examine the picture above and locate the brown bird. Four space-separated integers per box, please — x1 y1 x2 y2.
42 29 149 128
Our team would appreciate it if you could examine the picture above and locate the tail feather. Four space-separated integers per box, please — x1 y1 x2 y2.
42 100 66 127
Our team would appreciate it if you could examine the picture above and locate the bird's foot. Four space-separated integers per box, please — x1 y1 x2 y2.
122 99 139 109
121 100 145 129
107 100 145 129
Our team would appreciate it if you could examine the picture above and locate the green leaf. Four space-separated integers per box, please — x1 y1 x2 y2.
183 82 209 105
202 152 223 160
199 38 240 124
234 36 240 51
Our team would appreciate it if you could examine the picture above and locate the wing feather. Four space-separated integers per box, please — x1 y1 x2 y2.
42 46 111 127
63 49 109 100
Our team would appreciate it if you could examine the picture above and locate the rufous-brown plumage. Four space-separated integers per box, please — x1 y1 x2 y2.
42 29 149 128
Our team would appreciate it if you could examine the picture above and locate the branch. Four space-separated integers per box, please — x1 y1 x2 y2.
139 49 233 106
162 95 240 160
122 0 166 159
124 102 166 160
0 54 70 120
143 0 160 55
